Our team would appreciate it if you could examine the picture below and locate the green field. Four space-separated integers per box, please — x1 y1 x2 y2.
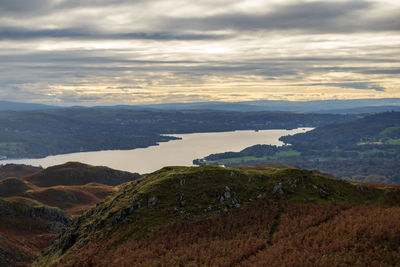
388 139 400 145
274 150 301 158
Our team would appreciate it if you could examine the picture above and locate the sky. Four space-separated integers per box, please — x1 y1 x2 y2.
0 0 400 105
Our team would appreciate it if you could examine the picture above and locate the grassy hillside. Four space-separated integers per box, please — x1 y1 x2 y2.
37 165 400 266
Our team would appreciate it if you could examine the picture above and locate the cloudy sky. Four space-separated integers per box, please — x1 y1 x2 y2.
1 0 399 105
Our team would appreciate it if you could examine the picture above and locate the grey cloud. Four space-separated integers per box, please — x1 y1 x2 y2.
362 69 400 75
0 0 144 17
0 0 55 16
306 82 386 91
0 26 229 41
163 1 400 33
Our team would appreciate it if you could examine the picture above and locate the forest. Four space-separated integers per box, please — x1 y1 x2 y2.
194 112 400 184
0 108 355 159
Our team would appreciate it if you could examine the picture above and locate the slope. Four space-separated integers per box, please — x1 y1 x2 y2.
0 164 42 180
0 162 141 266
0 197 70 267
24 162 140 187
37 165 400 266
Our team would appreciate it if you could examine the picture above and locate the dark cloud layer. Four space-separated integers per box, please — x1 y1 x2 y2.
306 82 386 91
163 1 400 33
0 0 142 16
0 27 229 41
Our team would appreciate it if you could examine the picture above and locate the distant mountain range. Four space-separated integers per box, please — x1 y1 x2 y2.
0 101 56 111
2 99 400 113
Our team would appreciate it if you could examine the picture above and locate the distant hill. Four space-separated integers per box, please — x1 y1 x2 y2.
0 162 141 266
0 163 42 179
118 98 400 113
0 109 353 159
37 165 400 266
3 98 400 113
321 105 400 114
195 112 400 184
280 111 400 148
24 162 140 187
0 101 56 111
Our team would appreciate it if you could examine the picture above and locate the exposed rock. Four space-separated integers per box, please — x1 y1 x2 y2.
177 194 186 207
312 184 318 190
28 206 70 225
356 184 365 192
112 210 123 225
272 182 284 195
224 191 231 199
147 196 159 208
319 184 329 198
319 189 329 198
0 200 14 220
180 179 186 186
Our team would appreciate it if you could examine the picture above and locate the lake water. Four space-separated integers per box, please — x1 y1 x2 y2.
0 128 312 174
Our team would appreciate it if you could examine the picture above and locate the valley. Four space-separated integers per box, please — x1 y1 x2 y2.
0 109 354 159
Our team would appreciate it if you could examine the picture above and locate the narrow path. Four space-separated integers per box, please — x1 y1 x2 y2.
230 199 283 266
267 199 283 246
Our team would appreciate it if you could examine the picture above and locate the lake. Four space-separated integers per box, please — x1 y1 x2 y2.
0 128 312 174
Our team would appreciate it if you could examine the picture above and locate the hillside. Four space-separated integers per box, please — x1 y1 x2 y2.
195 112 400 184
280 111 400 149
38 165 400 266
0 109 355 158
0 162 141 266
0 197 70 267
0 101 56 111
24 162 140 187
0 164 42 180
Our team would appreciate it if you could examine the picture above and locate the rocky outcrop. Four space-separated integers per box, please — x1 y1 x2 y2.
0 198 70 232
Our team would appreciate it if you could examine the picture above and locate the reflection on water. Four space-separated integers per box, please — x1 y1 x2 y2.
0 128 312 174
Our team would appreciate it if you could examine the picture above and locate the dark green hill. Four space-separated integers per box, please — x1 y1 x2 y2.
0 177 32 197
280 111 400 148
37 166 400 266
0 108 354 159
195 112 400 184
24 162 140 187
